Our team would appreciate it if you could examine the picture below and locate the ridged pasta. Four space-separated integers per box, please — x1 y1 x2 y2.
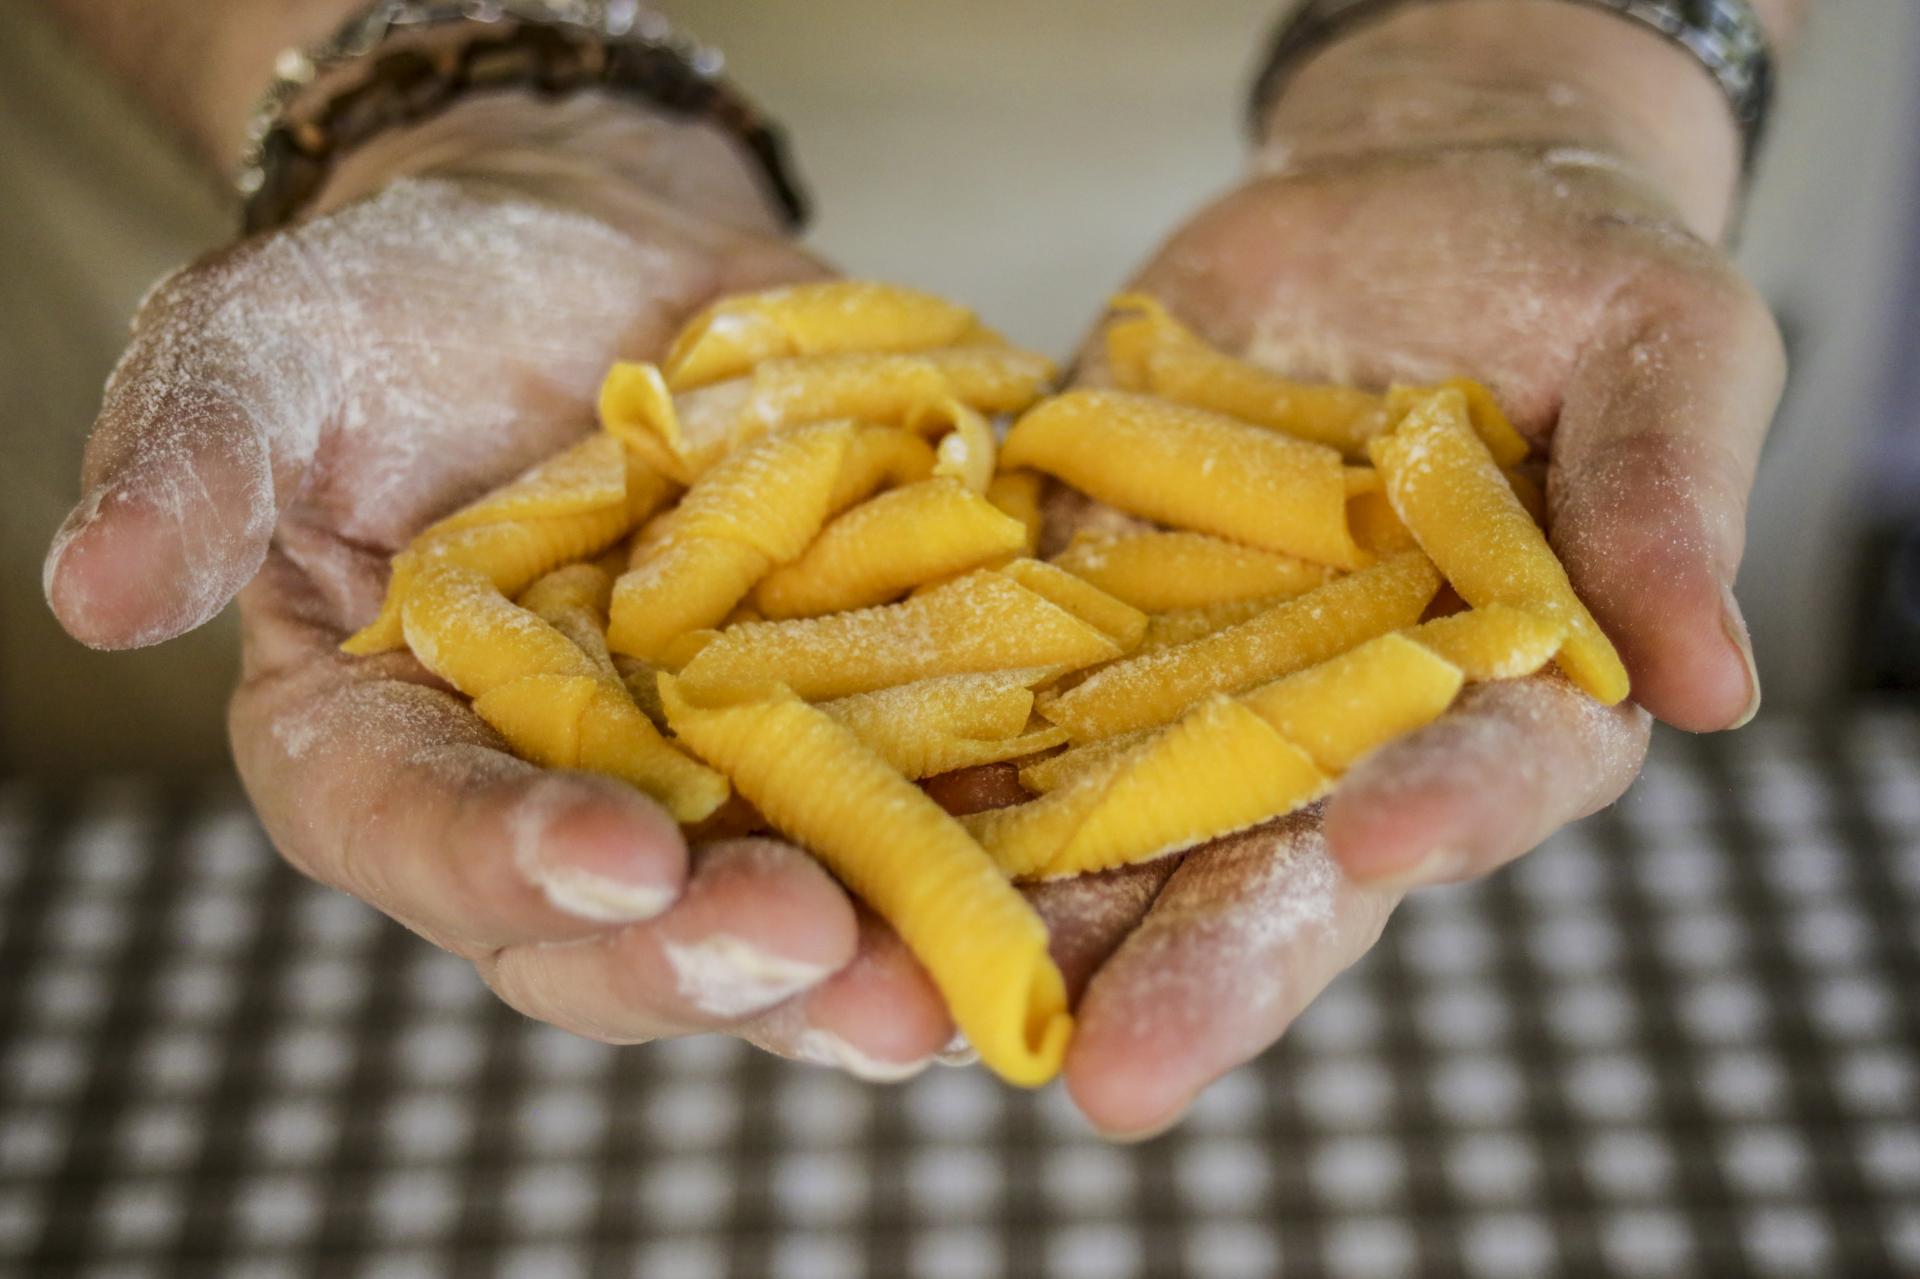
1237 633 1464 773
344 433 662 655
1050 530 1333 613
1370 388 1629 704
985 470 1046 555
1039 552 1442 742
659 676 1071 1086
1002 389 1370 569
752 478 1031 619
1405 606 1566 682
517 562 618 680
1104 293 1384 457
662 281 989 390
827 426 938 515
403 564 727 822
820 671 1069 778
607 423 853 660
675 567 1125 703
603 347 1055 480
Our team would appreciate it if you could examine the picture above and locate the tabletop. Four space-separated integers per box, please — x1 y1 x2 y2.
2 707 1917 1278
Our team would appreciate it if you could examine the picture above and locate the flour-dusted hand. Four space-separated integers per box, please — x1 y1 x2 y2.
39 100 943 1066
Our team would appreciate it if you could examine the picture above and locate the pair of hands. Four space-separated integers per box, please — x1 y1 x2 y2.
44 86 1780 1135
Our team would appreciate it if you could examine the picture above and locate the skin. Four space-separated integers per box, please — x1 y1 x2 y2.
42 0 1804 1126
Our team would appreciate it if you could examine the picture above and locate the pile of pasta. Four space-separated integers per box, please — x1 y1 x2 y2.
343 282 1629 1087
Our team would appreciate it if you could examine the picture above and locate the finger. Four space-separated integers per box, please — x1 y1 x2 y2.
44 245 335 650
1323 673 1650 887
1065 813 1398 1138
231 554 693 951
742 909 955 1082
1552 264 1785 731
1028 861 1175 1004
481 838 859 1042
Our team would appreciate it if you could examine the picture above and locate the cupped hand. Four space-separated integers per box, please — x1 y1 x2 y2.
1050 144 1783 1134
41 104 931 1065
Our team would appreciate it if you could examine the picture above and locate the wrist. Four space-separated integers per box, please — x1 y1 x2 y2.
1257 0 1744 240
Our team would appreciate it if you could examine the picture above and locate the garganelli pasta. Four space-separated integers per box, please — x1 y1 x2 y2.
344 279 1641 1087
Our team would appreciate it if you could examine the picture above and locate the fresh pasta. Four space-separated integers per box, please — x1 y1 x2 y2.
1050 530 1333 613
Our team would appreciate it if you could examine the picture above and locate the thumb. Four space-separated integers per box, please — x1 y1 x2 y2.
44 247 334 649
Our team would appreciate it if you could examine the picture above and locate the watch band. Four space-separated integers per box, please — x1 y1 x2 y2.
236 0 808 235
1248 0 1775 172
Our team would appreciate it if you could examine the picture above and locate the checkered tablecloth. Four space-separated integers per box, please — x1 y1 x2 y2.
2 709 1917 1278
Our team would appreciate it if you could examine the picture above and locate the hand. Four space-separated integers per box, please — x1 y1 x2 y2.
1046 32 1784 1131
41 98 935 1065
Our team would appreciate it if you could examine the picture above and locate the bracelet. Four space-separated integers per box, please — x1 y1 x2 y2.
1248 0 1775 172
235 0 808 235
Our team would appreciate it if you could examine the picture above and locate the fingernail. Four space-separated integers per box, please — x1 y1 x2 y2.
1357 845 1469 892
795 1028 931 1083
514 787 677 924
935 1031 978 1068
1721 583 1762 729
662 934 833 1018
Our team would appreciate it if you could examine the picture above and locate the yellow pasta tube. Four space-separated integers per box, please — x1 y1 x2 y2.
827 426 938 514
1104 293 1384 457
403 564 727 822
1405 606 1566 681
1348 488 1421 556
914 397 998 494
605 347 1055 480
995 558 1148 652
1369 389 1629 704
1385 379 1530 470
985 470 1046 555
1001 390 1370 570
1137 597 1289 653
517 563 618 680
821 670 1055 744
1237 633 1464 773
1050 530 1333 613
751 479 1031 619
1039 552 1442 742
676 569 1124 702
662 281 987 390
1016 729 1151 796
607 423 853 660
969 695 1328 880
659 677 1071 1086
344 433 648 655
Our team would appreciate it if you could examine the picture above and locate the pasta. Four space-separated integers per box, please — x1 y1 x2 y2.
1002 390 1370 570
662 280 991 390
1405 606 1566 682
984 470 1047 555
827 426 939 514
659 676 1071 1085
1038 552 1442 743
752 479 1031 619
676 566 1126 703
607 422 853 660
403 563 728 822
344 433 663 655
1369 388 1629 704
1104 293 1383 457
1050 530 1333 613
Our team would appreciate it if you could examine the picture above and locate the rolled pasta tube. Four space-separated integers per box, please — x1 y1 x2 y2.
914 397 998 494
662 281 988 390
1039 552 1442 743
1369 389 1629 704
608 423 853 660
403 564 727 822
985 470 1046 555
834 712 1070 780
1050 530 1333 613
676 569 1124 703
344 433 646 655
1137 597 1290 653
1104 293 1384 457
1237 633 1464 773
658 677 1072 1086
1348 487 1421 555
1404 606 1566 681
820 670 1057 745
517 563 618 680
1017 728 1152 795
1385 378 1531 470
826 426 938 515
752 479 1031 619
1001 390 1370 570
605 347 1055 480
996 559 1148 652
968 695 1329 881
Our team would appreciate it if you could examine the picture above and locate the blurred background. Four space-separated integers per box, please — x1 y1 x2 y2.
3 0 1918 775
3 5 1919 1277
